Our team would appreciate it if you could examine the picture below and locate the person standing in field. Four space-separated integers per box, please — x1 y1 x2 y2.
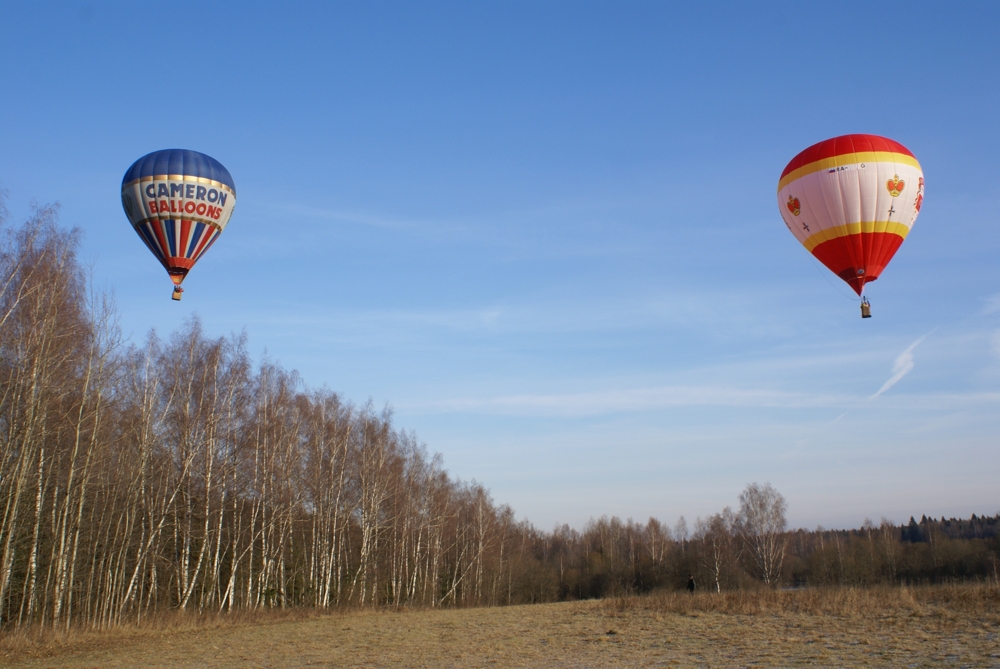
687 575 696 593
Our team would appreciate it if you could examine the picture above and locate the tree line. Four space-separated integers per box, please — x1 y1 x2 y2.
0 201 997 630
0 203 544 629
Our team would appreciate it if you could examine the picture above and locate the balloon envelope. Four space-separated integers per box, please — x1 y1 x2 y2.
121 149 236 287
777 134 923 295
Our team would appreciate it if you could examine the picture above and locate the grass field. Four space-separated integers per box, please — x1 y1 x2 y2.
3 585 999 668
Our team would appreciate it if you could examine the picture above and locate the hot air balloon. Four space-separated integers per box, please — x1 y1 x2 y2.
121 149 236 300
777 134 923 318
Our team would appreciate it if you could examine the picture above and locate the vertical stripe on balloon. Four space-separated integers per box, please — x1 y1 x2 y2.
194 229 219 260
186 223 205 257
180 220 192 258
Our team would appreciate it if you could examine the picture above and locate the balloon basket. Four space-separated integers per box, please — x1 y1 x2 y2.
860 298 871 319
172 286 183 301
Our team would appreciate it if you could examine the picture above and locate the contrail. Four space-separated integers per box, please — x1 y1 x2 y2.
870 331 933 399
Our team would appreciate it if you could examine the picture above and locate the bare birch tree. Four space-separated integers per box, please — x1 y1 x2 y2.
736 482 787 586
695 507 739 592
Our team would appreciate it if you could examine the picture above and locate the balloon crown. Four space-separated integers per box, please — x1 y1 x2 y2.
886 175 905 197
786 196 801 216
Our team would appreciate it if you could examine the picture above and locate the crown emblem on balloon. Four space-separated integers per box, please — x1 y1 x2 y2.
786 196 801 216
886 175 905 197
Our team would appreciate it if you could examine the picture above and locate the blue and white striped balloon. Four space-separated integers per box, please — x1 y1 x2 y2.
121 149 236 299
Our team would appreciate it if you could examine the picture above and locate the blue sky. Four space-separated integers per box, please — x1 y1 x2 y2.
2 2 998 530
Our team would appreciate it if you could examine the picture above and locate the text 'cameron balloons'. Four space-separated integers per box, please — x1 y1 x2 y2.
777 134 924 314
121 149 236 300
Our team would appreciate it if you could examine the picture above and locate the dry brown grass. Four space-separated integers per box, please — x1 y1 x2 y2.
0 606 339 664
607 582 1000 617
3 584 999 668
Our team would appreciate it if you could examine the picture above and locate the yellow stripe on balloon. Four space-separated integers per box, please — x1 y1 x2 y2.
802 221 911 253
777 152 922 191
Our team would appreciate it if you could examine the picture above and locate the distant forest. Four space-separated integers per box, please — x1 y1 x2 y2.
0 201 997 630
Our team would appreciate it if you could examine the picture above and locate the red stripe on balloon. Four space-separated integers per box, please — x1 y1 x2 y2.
139 222 165 260
780 134 915 181
192 228 216 261
810 232 906 295
166 257 195 271
151 221 173 270
180 220 192 258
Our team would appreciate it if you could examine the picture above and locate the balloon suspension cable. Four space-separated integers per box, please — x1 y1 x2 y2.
810 257 861 302
171 286 184 302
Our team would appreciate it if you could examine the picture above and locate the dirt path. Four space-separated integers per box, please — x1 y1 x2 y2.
6 600 1000 668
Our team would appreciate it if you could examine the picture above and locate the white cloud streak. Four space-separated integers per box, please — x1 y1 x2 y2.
870 332 932 399
411 386 853 417
406 385 1000 417
982 293 1000 315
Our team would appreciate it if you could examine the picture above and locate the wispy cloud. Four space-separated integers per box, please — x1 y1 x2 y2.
982 293 1000 315
243 304 511 343
250 198 676 262
406 386 1000 418
409 385 856 417
870 332 933 399
235 291 796 343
